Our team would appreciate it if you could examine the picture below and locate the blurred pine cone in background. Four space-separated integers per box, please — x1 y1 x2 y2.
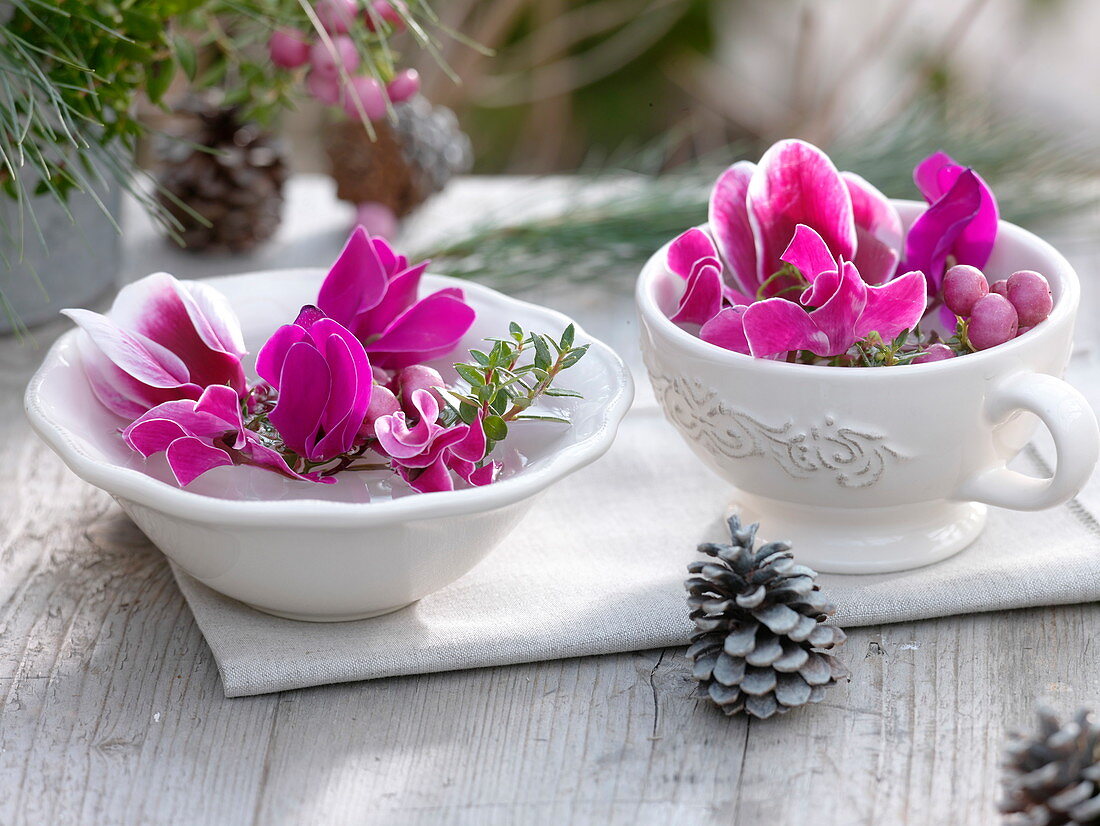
156 99 288 254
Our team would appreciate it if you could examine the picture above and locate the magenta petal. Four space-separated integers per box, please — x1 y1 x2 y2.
699 306 752 355
269 341 332 458
255 323 309 388
76 337 197 418
354 262 427 338
856 270 927 340
316 226 389 325
913 151 956 202
843 172 902 284
239 435 316 482
467 461 497 487
708 161 758 293
747 139 856 286
671 263 723 326
63 309 191 387
164 436 234 486
182 280 248 357
451 412 487 463
124 418 190 457
404 457 454 493
902 169 983 290
807 261 867 355
780 224 837 283
742 299 829 358
366 292 475 368
667 228 719 279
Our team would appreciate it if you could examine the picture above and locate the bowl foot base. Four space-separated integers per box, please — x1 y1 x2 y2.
727 490 987 574
242 600 418 622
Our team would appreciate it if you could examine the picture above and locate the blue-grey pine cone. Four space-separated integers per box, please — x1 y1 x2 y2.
685 516 848 719
1002 706 1100 825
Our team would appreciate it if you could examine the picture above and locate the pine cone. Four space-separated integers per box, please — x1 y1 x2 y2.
325 95 472 215
1002 706 1100 824
685 516 849 719
156 100 287 253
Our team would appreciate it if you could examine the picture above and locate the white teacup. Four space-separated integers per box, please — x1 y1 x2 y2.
636 201 1100 573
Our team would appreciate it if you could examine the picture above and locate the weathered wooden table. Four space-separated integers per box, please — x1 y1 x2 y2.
2 176 1098 825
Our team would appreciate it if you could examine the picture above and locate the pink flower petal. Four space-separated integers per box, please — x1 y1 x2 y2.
699 306 752 355
747 139 856 292
124 418 190 457
902 169 984 290
450 411 487 463
913 151 956 202
856 270 928 341
164 436 234 486
366 292 475 369
316 226 389 325
843 172 902 284
353 262 427 340
780 224 837 283
912 153 999 271
402 457 455 493
806 261 868 355
667 228 718 278
670 263 723 326
742 299 829 358
63 309 191 388
708 161 758 294
269 341 332 458
255 323 309 388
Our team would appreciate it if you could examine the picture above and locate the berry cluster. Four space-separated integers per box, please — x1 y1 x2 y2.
941 264 1053 353
268 0 418 121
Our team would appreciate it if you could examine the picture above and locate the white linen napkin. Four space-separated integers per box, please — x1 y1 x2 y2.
172 357 1100 697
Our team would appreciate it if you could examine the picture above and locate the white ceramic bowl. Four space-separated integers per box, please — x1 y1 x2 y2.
637 201 1100 574
27 270 634 621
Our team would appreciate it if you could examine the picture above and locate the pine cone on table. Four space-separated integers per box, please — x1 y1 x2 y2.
156 100 287 254
1002 705 1100 824
685 516 849 719
324 95 472 216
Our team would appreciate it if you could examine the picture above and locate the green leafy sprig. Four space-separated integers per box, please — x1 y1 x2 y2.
440 322 589 454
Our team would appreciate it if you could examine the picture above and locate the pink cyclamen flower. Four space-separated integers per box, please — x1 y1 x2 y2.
255 305 374 463
374 389 496 493
709 139 903 297
62 272 247 419
902 151 999 293
124 385 316 486
317 226 476 369
702 225 927 359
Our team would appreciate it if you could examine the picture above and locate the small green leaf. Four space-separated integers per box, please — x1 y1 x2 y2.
509 321 523 342
559 345 590 369
174 35 197 81
516 414 571 424
454 363 485 386
560 324 575 350
532 335 552 371
483 415 508 441
469 349 491 366
458 401 479 424
146 59 175 105
543 388 583 398
490 391 509 415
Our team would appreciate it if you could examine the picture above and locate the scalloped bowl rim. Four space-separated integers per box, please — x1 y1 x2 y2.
25 270 635 529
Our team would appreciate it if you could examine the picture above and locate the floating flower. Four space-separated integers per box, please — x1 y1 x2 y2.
708 139 903 297
317 226 476 369
123 385 316 486
63 272 246 419
374 388 496 493
903 150 999 292
702 225 927 359
255 305 373 463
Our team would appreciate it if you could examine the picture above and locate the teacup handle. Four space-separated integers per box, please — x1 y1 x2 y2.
956 372 1099 511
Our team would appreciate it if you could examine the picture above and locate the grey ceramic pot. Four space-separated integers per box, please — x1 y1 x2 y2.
0 183 121 334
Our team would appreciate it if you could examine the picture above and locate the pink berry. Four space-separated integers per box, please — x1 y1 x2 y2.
968 293 1019 351
354 201 397 238
386 68 420 103
397 365 445 411
343 75 388 120
942 264 989 318
310 36 359 78
365 0 405 31
912 343 957 364
306 70 342 106
990 279 1009 297
1017 325 1034 336
316 0 358 33
1006 269 1053 327
269 29 311 69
